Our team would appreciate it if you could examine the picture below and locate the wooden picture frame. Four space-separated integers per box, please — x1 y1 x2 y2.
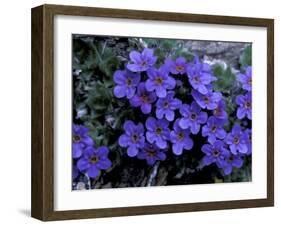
31 4 274 221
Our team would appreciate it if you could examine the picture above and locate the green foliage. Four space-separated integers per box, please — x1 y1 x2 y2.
212 64 236 93
143 38 194 63
86 82 112 115
239 45 252 68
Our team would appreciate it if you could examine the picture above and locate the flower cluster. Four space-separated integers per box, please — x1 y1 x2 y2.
72 124 111 179
112 48 252 175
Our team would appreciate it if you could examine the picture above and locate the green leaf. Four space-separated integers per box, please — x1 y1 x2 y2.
160 40 176 51
239 45 252 67
85 82 112 115
212 65 236 93
154 48 166 66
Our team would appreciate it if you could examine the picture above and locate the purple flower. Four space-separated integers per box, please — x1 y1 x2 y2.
225 124 248 155
127 48 157 72
118 120 145 157
145 117 170 149
201 140 230 168
72 124 94 159
113 70 140 99
192 89 222 110
156 91 182 121
165 57 187 75
237 66 252 91
129 82 157 114
137 143 166 165
145 66 176 98
170 119 193 155
243 129 252 155
236 92 252 120
77 146 111 178
187 56 217 95
179 102 208 134
222 154 244 175
202 116 227 144
213 100 228 121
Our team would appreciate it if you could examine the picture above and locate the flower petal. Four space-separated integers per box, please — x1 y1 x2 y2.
141 103 152 114
113 70 126 84
87 165 100 178
127 145 139 157
114 85 126 98
77 158 90 171
97 158 112 170
72 143 83 159
165 110 175 121
118 134 130 147
172 143 184 155
129 51 141 63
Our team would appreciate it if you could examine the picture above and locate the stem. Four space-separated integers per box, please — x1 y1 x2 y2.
101 40 107 56
85 174 92 189
147 161 160 186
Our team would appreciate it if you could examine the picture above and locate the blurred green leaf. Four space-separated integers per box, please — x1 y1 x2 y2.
212 65 236 92
239 45 252 68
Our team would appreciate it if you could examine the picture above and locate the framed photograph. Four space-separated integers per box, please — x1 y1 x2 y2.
31 4 274 221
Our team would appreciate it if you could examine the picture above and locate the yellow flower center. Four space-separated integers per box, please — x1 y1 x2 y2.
132 134 138 142
176 65 184 72
177 132 184 141
126 78 132 86
194 76 200 82
233 137 239 144
248 78 252 85
73 135 81 143
164 102 169 108
155 76 163 85
141 61 147 66
147 149 156 157
203 96 209 104
190 113 197 120
245 101 251 109
213 150 220 157
211 125 217 132
156 127 162 134
90 155 99 164
140 95 148 102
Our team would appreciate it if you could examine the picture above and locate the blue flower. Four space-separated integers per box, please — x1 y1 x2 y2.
179 101 208 134
237 66 252 91
225 124 248 155
222 154 244 175
156 91 182 121
212 100 228 121
236 92 252 120
137 143 166 165
201 140 230 168
165 57 187 75
145 117 170 149
145 66 176 98
129 82 157 114
243 128 252 155
118 120 145 157
113 70 140 99
187 56 217 95
127 48 157 72
202 116 227 144
77 146 111 178
72 124 94 159
192 89 222 110
170 119 193 155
